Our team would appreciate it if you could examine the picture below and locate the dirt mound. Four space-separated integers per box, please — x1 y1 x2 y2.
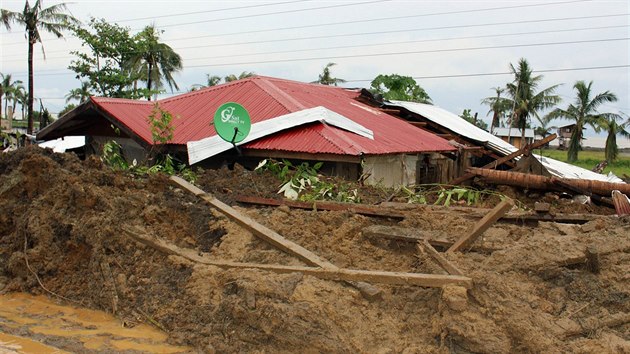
0 147 628 352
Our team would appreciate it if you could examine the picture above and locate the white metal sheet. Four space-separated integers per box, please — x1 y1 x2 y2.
187 106 373 165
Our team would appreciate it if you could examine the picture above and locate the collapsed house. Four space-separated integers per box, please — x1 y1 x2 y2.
36 76 456 187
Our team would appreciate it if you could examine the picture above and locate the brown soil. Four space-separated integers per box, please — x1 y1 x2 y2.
0 146 628 353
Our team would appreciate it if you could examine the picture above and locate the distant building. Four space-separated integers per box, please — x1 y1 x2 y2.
556 124 577 149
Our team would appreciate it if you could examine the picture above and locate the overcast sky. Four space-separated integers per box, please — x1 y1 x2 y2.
1 0 628 137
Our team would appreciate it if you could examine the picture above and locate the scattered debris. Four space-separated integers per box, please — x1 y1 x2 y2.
612 190 630 216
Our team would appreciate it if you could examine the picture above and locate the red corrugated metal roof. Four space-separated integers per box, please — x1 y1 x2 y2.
91 76 455 155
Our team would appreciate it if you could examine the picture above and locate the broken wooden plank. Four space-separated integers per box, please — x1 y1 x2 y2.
418 240 464 276
171 176 336 269
447 199 514 253
449 134 557 185
362 225 501 252
123 226 473 289
235 195 405 219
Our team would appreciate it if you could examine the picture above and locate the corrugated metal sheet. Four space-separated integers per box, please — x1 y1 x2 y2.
493 127 536 139
388 100 624 183
91 77 455 157
187 106 374 164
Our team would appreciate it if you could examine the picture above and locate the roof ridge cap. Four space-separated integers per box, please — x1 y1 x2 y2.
253 77 306 112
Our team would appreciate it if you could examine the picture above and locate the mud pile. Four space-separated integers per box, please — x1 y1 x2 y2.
0 147 628 353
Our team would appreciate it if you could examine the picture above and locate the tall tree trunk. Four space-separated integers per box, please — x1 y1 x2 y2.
147 62 153 101
490 111 499 134
27 33 34 135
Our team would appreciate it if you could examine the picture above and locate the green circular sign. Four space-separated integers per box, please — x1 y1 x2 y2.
213 102 251 143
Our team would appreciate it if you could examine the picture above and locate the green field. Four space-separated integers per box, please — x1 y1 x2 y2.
537 148 630 178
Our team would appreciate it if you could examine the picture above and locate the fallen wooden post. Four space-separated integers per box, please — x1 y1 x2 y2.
123 226 473 289
447 199 514 253
363 225 501 252
418 240 464 276
171 176 336 269
449 134 557 186
235 195 405 219
467 168 630 197
550 177 614 207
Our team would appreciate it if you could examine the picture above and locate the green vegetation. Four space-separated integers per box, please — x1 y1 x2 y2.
370 74 431 104
312 63 346 86
538 148 630 177
506 58 561 144
460 109 488 130
547 80 619 162
255 159 360 203
400 184 517 208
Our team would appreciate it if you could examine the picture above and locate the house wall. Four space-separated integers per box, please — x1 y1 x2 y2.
89 136 149 164
363 154 419 187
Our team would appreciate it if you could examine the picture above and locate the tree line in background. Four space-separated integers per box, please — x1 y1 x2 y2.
480 58 628 163
1 1 628 164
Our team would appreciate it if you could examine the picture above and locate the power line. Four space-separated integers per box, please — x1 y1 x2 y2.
26 64 630 101
173 24 630 62
1 0 390 44
1 0 606 48
113 0 313 23
11 37 629 78
5 23 628 64
181 37 630 69
6 12 627 64
134 0 591 32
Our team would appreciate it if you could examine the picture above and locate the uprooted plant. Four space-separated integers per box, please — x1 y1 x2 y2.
255 158 361 203
400 184 520 208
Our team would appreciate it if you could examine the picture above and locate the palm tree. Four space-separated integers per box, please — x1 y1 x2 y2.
505 58 561 146
15 85 27 120
1 0 78 134
9 82 25 120
312 62 346 86
599 114 629 163
481 87 510 134
127 25 182 100
533 115 555 139
2 75 23 119
206 75 222 87
547 81 618 162
65 81 92 104
224 71 256 83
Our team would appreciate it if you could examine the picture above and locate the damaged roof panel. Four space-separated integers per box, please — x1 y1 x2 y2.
388 100 624 183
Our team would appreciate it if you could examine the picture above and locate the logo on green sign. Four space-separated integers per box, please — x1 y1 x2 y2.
213 102 251 144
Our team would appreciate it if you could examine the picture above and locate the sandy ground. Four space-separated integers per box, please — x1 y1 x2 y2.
0 147 628 353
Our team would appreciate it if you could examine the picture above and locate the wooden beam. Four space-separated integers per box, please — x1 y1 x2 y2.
447 199 515 253
123 226 472 289
171 176 337 269
242 149 361 163
449 133 557 185
418 240 464 276
408 121 428 127
362 225 500 252
235 195 405 219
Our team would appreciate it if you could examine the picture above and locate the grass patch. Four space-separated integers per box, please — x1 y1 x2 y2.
537 148 630 177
